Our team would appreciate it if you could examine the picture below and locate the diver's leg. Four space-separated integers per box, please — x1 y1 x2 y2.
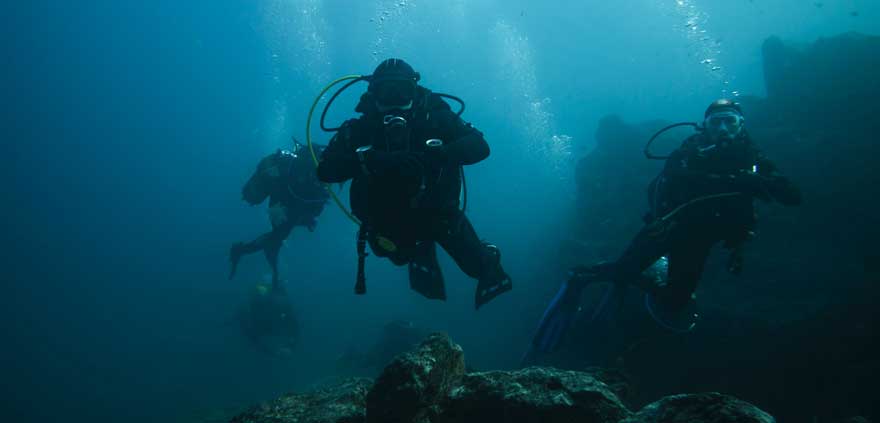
436 213 511 309
659 239 713 311
263 221 295 291
436 213 484 279
229 235 273 280
610 223 679 292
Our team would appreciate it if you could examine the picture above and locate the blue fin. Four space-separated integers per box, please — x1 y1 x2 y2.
521 279 586 365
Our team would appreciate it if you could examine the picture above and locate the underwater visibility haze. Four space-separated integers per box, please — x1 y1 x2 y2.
4 1 880 422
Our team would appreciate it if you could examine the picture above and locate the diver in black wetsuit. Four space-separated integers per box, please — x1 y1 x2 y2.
592 99 802 312
525 99 802 362
229 146 329 290
316 58 512 309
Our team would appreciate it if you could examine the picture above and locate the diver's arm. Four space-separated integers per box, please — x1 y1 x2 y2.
663 148 712 180
755 155 802 206
445 126 490 166
664 148 754 196
434 100 490 166
316 122 361 183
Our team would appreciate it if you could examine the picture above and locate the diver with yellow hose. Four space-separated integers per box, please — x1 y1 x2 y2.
524 99 802 364
310 58 511 309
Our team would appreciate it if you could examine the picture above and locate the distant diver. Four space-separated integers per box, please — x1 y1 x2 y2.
524 99 802 363
315 58 512 309
237 282 299 357
229 144 329 291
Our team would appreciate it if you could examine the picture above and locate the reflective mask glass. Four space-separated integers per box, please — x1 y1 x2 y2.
372 79 416 109
705 111 744 140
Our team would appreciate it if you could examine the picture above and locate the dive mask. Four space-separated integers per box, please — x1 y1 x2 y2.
705 111 744 141
371 79 416 111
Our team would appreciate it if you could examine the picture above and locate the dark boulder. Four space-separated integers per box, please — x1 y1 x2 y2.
437 366 631 423
623 392 774 423
365 333 465 423
230 378 371 423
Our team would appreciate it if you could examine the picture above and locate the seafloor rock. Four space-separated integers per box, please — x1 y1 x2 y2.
229 334 778 423
436 366 631 423
621 392 774 423
229 378 371 423
365 333 465 423
584 366 633 404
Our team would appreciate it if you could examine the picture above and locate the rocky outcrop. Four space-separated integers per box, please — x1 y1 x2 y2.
231 334 773 423
622 393 775 423
438 367 630 423
230 378 371 423
365 333 465 423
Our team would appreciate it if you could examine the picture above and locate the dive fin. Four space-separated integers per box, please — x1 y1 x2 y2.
475 273 512 309
408 242 446 300
474 244 512 310
521 278 586 366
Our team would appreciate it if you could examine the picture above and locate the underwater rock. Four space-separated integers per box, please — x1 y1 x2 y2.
761 32 880 132
582 366 632 404
622 392 774 423
230 378 371 423
231 334 780 423
365 333 465 423
436 366 631 423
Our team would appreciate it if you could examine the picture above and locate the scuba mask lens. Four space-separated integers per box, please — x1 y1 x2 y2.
372 80 416 109
705 112 743 137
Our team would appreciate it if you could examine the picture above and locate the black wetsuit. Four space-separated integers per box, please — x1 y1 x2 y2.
591 134 801 311
230 151 328 288
317 87 511 308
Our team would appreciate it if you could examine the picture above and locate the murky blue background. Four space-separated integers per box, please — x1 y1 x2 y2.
4 1 878 421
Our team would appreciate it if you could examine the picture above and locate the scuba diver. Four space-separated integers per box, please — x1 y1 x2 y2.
316 58 512 309
237 282 299 357
524 99 802 364
229 143 329 290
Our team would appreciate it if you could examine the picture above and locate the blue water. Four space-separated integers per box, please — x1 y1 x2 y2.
4 1 878 422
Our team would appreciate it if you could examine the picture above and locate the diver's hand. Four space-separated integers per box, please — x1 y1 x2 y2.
367 150 425 177
730 171 767 195
268 204 288 226
424 143 448 168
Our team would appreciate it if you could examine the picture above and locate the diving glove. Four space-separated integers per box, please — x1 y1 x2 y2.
731 171 768 196
366 150 425 178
